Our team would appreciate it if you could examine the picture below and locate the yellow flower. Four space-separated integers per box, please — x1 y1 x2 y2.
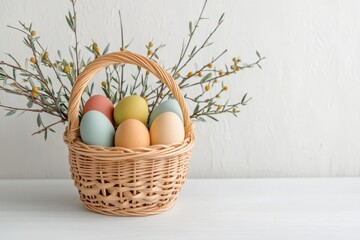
30 31 36 37
207 63 213 68
148 42 154 48
232 57 237 63
197 71 203 77
147 50 153 56
43 52 49 59
32 86 38 93
32 91 38 98
146 70 150 75
214 79 219 83
120 47 126 51
219 70 224 76
70 62 74 68
236 66 241 71
230 65 235 70
94 47 100 55
187 72 194 78
30 57 36 63
101 81 107 87
217 105 222 111
175 72 180 77
233 107 238 113
92 42 99 55
216 94 220 99
63 66 70 74
223 86 228 91
205 85 210 91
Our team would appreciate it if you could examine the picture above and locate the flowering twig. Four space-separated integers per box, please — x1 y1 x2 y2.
0 0 264 140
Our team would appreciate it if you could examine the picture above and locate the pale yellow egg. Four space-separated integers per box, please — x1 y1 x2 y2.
150 112 185 145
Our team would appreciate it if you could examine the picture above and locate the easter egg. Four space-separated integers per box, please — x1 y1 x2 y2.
115 119 150 148
83 95 114 124
113 95 149 126
150 112 185 145
149 99 183 127
80 110 115 147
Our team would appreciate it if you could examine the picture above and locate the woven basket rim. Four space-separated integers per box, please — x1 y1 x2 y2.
64 129 195 162
64 131 195 151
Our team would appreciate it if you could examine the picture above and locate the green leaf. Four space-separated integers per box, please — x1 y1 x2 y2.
29 78 35 87
56 93 61 108
0 68 7 81
44 129 48 140
65 12 75 32
111 91 118 104
101 87 111 99
124 38 134 48
5 53 21 67
90 82 94 95
49 128 55 133
69 47 74 61
218 13 225 24
12 68 16 80
22 37 31 48
37 113 42 127
5 110 16 116
31 36 40 43
85 46 93 54
102 43 110 55
193 104 200 114
207 115 219 122
256 50 261 58
27 101 33 108
190 46 197 57
198 117 206 122
17 110 26 117
57 50 62 59
201 73 212 83
189 21 193 33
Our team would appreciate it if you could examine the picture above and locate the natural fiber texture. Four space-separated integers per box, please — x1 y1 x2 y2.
64 51 194 216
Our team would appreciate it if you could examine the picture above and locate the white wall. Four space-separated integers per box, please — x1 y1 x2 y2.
1 0 360 179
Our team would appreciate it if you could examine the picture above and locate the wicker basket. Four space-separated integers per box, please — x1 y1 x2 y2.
63 51 195 216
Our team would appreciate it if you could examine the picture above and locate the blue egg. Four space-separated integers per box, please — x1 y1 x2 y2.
80 110 115 147
149 99 183 127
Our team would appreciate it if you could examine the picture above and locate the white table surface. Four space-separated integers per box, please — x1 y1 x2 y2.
0 178 360 240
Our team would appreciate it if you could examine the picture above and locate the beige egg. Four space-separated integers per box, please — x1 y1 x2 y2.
115 119 150 148
150 112 185 145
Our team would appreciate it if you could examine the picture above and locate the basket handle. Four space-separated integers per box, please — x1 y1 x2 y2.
67 51 192 136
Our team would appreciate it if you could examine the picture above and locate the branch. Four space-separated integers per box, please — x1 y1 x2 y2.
71 0 80 78
0 104 44 113
32 120 64 136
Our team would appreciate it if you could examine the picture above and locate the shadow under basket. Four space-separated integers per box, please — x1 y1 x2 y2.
63 51 195 216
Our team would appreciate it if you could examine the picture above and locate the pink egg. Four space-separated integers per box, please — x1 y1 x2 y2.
115 119 150 148
150 112 184 145
83 95 114 124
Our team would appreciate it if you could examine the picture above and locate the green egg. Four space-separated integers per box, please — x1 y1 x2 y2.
149 99 183 127
80 110 115 147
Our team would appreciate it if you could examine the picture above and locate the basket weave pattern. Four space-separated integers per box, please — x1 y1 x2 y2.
64 52 195 216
